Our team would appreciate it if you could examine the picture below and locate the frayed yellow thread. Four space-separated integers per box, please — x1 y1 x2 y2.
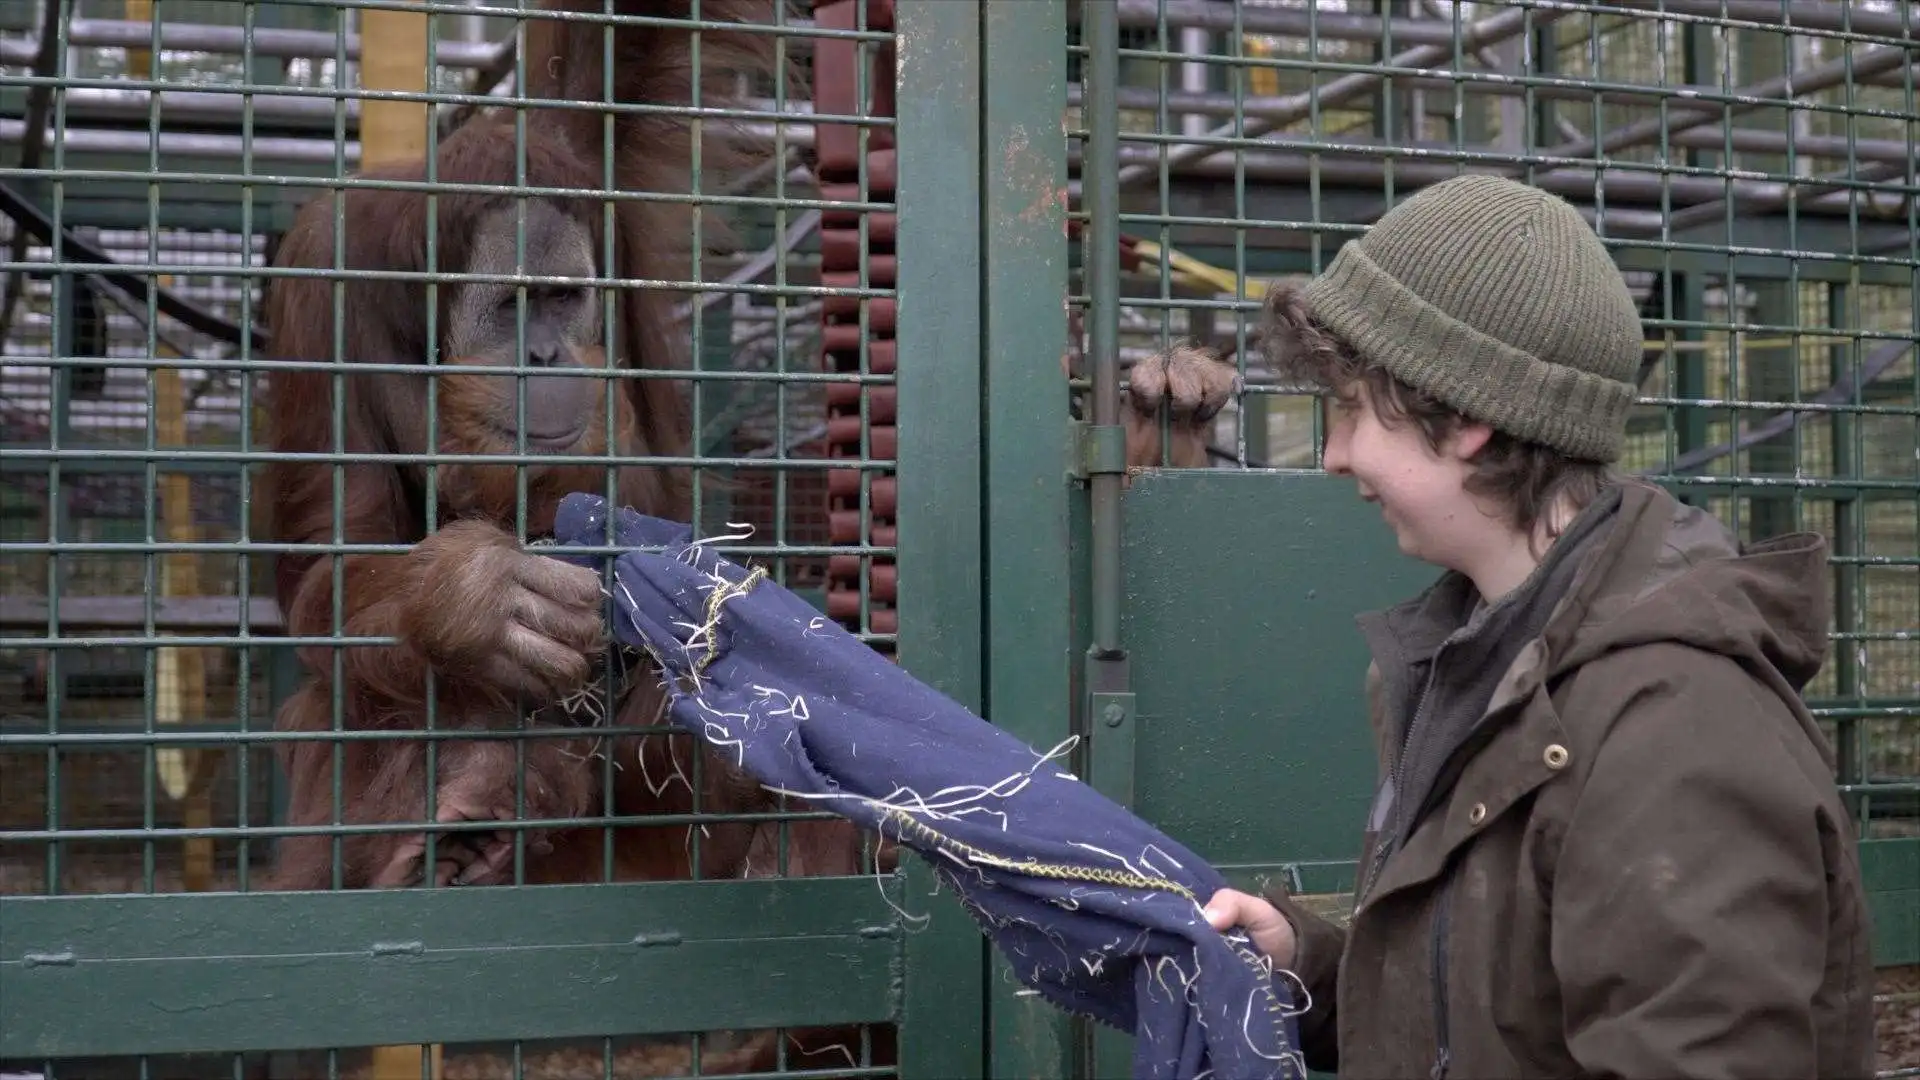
690 563 768 675
878 807 1304 1055
879 807 1196 900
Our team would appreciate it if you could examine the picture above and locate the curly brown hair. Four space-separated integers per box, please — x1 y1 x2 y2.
1256 279 1617 548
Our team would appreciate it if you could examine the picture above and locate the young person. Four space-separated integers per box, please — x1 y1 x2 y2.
1201 174 1877 1078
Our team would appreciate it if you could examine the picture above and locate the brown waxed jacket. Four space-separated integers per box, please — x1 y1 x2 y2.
1268 479 1877 1079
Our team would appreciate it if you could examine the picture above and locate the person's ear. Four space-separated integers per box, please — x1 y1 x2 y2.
1445 420 1494 461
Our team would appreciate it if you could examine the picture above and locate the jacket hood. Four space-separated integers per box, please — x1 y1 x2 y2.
1546 479 1832 695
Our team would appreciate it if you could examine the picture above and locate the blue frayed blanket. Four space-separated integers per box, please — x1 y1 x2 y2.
551 493 1307 1080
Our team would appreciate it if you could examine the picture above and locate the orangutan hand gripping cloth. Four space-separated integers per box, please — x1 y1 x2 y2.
550 492 1307 1080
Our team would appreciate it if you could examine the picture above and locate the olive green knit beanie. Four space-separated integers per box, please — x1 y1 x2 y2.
1302 174 1644 463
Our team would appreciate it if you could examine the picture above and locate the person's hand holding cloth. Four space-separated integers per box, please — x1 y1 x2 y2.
549 492 1308 1080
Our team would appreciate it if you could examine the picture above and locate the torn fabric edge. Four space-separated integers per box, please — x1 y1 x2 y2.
550 492 1309 1080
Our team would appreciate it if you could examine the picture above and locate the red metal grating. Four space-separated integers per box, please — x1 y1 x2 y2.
812 0 898 650
726 432 833 595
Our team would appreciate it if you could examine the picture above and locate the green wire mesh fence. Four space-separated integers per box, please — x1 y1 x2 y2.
2 0 905 1076
1061 0 1917 1074
1086 0 1919 813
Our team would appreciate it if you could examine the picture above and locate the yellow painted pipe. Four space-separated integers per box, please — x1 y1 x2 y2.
1126 238 1879 356
352 1 440 1075
123 0 215 895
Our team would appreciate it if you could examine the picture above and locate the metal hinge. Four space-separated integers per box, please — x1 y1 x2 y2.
1068 419 1128 481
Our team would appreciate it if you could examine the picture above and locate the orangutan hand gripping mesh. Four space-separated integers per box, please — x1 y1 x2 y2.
549 492 1310 1080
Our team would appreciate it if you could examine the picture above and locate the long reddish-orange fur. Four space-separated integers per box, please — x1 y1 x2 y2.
256 1 871 896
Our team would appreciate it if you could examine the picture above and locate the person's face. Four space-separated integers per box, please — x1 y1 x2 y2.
1321 379 1494 569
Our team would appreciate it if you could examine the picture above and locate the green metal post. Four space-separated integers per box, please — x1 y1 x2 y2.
894 2 990 1076
1079 0 1133 804
1078 8 1139 1076
980 2 1079 1078
47 270 75 897
1827 280 1862 816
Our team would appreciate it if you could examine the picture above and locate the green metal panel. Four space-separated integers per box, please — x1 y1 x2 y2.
1863 838 1920 967
1117 471 1432 874
0 878 901 1057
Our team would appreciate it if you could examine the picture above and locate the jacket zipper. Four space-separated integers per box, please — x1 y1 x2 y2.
1362 642 1450 902
1429 875 1455 1080
1362 630 1464 1079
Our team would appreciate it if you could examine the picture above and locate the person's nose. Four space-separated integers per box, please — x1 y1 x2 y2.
1322 419 1351 475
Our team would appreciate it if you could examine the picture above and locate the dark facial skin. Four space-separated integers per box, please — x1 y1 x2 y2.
441 199 606 447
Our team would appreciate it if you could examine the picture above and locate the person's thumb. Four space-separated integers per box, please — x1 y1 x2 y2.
1203 888 1250 930
1204 888 1297 963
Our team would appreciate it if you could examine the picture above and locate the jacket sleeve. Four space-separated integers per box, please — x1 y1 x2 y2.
1548 645 1860 1078
1264 886 1346 1074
